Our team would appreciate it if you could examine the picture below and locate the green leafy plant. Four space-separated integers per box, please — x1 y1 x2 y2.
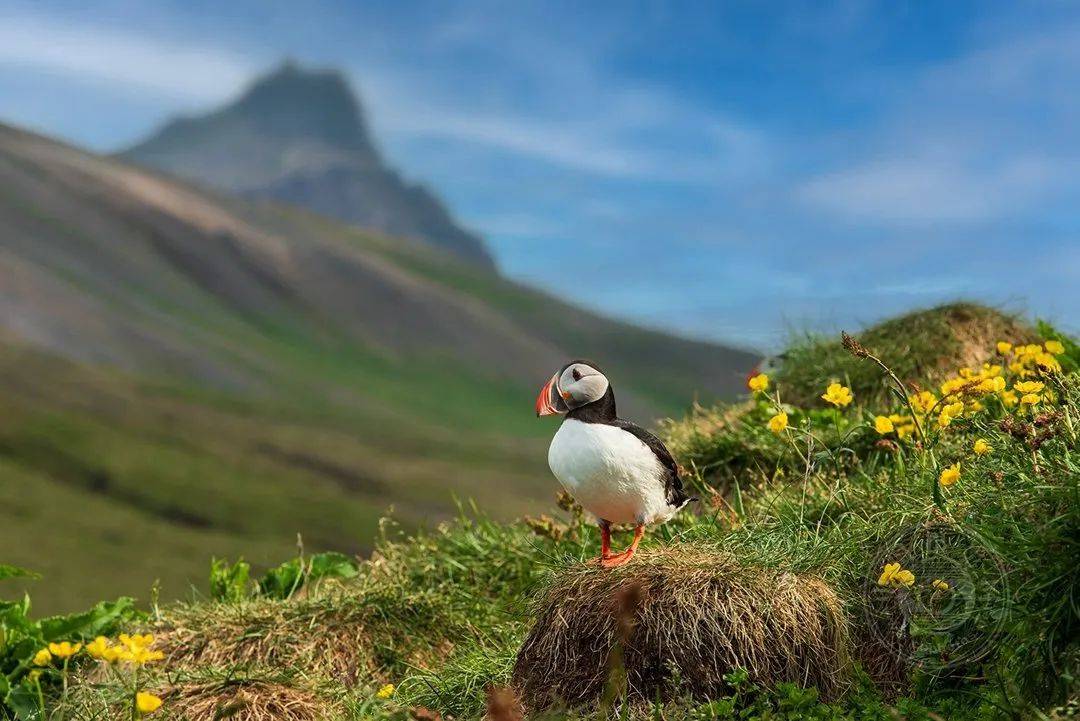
209 558 251 603
258 551 360 600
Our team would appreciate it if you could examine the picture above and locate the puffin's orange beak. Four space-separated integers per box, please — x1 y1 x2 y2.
535 373 565 417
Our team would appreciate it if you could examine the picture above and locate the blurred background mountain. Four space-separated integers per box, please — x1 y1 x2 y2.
121 62 495 268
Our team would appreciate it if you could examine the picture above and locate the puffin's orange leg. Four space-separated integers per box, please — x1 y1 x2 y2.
599 521 612 561
601 524 645 568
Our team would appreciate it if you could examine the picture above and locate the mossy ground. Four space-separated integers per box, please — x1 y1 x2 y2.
5 304 1078 720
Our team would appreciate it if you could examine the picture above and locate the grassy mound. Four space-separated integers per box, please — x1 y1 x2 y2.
512 548 850 711
777 302 1039 406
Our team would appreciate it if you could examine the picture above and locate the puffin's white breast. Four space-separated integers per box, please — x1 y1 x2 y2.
547 419 671 525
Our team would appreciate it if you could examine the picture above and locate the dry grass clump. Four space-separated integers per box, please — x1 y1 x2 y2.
165 679 331 721
154 594 375 682
512 547 851 712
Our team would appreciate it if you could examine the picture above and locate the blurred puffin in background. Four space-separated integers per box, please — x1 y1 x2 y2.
536 360 695 567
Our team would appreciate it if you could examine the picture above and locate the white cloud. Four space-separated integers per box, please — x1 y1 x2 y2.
364 85 770 182
797 156 1067 224
0 13 258 104
796 21 1080 225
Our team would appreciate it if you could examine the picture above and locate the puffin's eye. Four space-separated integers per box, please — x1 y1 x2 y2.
571 368 582 382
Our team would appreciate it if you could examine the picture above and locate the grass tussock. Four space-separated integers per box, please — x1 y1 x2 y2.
165 680 330 721
155 589 376 681
513 547 851 711
777 302 1038 406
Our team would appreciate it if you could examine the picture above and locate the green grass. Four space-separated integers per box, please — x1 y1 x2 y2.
5 304 1074 720
0 343 552 615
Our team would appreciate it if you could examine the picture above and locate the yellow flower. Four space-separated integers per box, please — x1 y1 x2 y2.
1020 393 1041 406
996 341 1013 354
47 641 82 659
940 376 968 396
1000 390 1018 407
821 382 853 407
873 416 894 434
119 633 155 651
931 579 950 591
878 562 900 586
973 439 992 456
878 562 915 587
85 637 111 660
1045 340 1065 355
943 401 965 417
909 391 937 414
1035 353 1062 372
120 647 165 666
136 692 163 714
939 463 960 487
767 411 788 434
977 376 1006 393
376 683 396 699
28 669 43 683
747 373 769 392
937 410 954 429
32 649 52 666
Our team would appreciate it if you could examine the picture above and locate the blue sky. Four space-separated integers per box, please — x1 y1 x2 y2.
1 1 1077 350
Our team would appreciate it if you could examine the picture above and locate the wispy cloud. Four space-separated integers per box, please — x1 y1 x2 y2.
796 20 1080 225
0 12 257 103
362 72 768 182
797 156 1068 224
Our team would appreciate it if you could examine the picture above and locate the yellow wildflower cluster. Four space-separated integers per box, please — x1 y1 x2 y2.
931 579 950 591
376 683 396 699
763 338 1065 440
1001 340 1064 376
33 633 164 668
85 633 164 665
878 562 915 587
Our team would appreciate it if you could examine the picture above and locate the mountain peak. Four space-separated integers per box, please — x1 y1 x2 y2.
121 61 494 269
229 62 376 156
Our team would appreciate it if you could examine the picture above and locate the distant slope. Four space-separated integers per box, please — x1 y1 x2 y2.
119 61 494 268
0 122 756 612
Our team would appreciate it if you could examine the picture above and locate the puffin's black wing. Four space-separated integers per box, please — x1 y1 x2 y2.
610 420 695 508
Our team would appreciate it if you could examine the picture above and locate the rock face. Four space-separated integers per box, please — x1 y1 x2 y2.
120 61 495 269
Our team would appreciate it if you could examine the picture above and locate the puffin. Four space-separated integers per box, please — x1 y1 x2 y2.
535 360 694 567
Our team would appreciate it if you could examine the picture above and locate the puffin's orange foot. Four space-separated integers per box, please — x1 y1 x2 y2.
599 549 635 568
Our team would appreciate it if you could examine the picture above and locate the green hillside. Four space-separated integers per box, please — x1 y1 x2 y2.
0 122 757 613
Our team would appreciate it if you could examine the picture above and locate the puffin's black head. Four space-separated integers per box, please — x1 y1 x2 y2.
535 360 610 417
